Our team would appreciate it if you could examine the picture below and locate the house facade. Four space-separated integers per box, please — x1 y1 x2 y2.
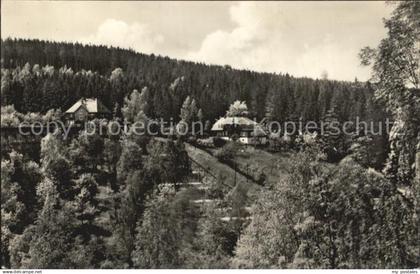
211 116 268 145
64 98 111 123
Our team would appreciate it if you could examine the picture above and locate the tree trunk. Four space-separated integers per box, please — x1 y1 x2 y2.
416 152 420 184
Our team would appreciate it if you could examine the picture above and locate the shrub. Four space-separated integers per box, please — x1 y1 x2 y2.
214 142 239 164
231 133 239 141
196 137 215 148
213 137 227 148
187 136 197 144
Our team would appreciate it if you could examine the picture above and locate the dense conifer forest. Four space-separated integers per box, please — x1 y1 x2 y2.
1 37 381 125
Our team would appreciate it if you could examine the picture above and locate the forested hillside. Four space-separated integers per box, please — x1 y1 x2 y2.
1 38 382 124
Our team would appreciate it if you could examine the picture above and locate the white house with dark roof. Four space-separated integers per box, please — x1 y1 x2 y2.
211 116 268 145
64 98 111 123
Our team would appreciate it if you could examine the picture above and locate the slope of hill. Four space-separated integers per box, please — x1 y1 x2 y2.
184 142 260 199
1 38 383 125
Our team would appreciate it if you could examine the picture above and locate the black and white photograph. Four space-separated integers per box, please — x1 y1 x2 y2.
0 0 419 272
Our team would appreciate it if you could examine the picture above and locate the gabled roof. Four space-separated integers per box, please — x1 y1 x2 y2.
65 98 111 114
211 116 267 136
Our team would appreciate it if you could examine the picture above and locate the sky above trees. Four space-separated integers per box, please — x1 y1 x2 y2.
1 1 394 81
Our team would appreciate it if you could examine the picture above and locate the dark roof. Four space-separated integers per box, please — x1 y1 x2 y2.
211 116 267 136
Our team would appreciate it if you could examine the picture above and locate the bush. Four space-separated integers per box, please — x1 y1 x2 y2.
187 136 197 144
267 138 282 152
213 137 227 148
231 133 239 141
214 142 239 164
196 137 215 148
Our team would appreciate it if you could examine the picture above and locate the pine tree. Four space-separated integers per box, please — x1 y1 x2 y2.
190 98 198 122
132 187 192 268
122 88 150 123
321 106 345 161
179 96 192 123
197 108 203 122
